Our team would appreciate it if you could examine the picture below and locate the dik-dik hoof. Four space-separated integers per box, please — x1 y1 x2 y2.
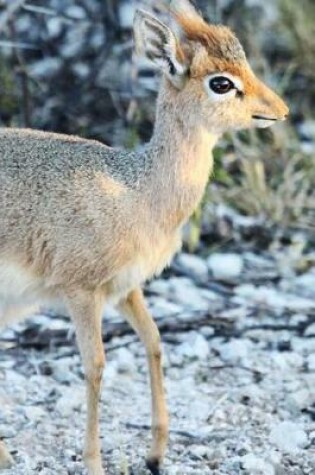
146 457 161 475
0 441 14 469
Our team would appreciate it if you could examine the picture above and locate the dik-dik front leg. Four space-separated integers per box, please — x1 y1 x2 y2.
65 290 105 475
119 288 168 475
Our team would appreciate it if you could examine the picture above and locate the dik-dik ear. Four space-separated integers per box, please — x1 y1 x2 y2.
134 9 188 89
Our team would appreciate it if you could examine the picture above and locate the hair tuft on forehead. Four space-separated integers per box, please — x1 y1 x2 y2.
170 0 246 62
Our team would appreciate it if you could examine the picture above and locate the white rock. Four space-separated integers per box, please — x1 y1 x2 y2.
52 359 78 384
0 426 16 438
188 445 213 459
307 353 315 371
148 297 183 318
298 120 315 139
269 421 308 452
168 277 209 311
23 406 46 421
119 3 136 28
47 18 63 38
301 141 315 155
218 339 252 364
294 271 315 299
30 58 61 78
56 387 84 416
65 6 87 20
289 389 312 410
234 285 315 311
305 322 315 337
176 332 210 360
115 348 136 374
177 253 209 280
208 253 243 281
241 453 275 475
148 279 171 296
72 62 90 79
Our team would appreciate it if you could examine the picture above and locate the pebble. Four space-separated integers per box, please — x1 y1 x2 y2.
306 353 315 371
241 453 275 475
23 405 46 421
176 253 209 280
115 347 136 374
0 426 16 438
218 339 253 364
55 387 85 416
234 284 315 311
188 445 213 459
30 58 61 78
269 421 308 452
208 253 243 281
304 322 315 337
176 332 210 360
298 120 315 139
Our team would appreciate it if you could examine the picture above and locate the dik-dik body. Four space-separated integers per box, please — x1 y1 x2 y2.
0 1 288 474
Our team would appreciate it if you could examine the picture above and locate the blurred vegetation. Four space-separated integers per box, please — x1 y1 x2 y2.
0 0 314 250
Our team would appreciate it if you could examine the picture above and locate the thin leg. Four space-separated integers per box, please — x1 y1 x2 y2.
0 440 14 469
119 288 168 475
65 290 105 475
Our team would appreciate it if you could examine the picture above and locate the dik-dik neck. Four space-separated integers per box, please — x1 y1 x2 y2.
146 79 218 231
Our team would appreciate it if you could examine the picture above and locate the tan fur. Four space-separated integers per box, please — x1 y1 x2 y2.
0 1 289 473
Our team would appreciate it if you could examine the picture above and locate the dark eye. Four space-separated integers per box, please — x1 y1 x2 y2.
209 76 235 94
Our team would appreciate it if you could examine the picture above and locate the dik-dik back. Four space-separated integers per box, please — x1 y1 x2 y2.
0 1 288 474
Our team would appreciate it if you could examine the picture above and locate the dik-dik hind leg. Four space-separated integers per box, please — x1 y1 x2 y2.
119 288 168 475
0 440 14 469
65 290 105 475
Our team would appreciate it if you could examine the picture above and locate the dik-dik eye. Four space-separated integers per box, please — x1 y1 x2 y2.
205 73 244 102
209 76 235 94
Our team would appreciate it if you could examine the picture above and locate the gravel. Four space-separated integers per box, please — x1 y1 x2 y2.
0 232 315 474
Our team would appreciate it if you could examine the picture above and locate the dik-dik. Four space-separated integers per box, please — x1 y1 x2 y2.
0 1 288 474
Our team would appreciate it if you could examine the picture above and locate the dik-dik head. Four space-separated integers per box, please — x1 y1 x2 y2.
134 0 289 134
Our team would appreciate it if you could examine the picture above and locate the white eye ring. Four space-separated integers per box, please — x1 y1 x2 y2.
204 72 244 102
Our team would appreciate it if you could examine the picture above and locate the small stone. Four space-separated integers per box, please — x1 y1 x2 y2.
56 387 84 416
305 323 315 337
72 62 90 79
52 358 79 384
47 17 63 38
176 253 208 280
218 339 252 364
269 421 308 452
188 445 213 460
119 3 137 29
307 354 315 371
176 332 210 360
0 426 16 438
289 389 312 410
298 120 315 140
23 406 46 421
208 253 243 281
241 453 275 475
115 348 136 374
30 58 61 78
65 6 87 20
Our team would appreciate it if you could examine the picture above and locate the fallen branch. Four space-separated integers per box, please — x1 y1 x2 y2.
10 310 234 351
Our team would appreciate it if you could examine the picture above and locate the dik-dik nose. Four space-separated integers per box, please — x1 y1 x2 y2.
255 80 290 122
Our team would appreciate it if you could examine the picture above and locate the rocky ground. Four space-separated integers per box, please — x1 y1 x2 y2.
0 210 314 475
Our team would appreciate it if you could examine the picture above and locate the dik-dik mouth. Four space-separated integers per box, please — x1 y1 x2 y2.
252 115 278 121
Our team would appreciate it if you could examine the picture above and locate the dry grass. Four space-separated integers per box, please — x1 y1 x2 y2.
208 123 314 230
